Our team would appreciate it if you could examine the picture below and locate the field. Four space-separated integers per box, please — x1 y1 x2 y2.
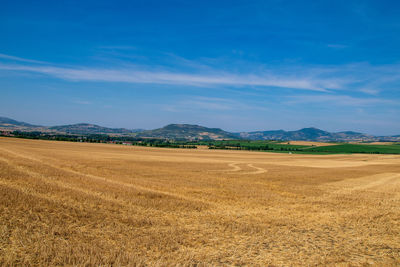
0 137 400 266
200 140 400 154
283 141 338 147
306 143 400 154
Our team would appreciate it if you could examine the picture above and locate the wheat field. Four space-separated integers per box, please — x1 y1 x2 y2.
0 137 399 266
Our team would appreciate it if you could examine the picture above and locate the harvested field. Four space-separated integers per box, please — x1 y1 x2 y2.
360 142 396 145
283 141 338 147
0 137 400 266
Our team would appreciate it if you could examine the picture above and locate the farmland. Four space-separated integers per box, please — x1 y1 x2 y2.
4 130 400 155
306 143 400 154
0 137 400 265
197 140 400 154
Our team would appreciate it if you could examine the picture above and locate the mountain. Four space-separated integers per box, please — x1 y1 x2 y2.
0 116 40 128
332 131 373 141
49 123 135 135
238 127 374 141
286 128 332 140
0 116 399 141
239 130 285 140
0 116 50 132
134 124 238 140
0 117 138 135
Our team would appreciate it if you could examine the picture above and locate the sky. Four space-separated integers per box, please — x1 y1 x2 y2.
1 0 400 135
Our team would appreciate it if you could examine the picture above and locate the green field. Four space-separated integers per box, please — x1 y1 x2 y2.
2 132 400 154
305 144 400 154
202 140 308 150
192 140 400 154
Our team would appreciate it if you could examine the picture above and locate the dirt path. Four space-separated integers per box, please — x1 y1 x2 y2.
241 164 268 174
208 162 267 174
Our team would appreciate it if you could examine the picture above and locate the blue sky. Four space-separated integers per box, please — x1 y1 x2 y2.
1 0 400 135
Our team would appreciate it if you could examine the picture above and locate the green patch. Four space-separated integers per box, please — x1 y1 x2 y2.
305 144 400 154
192 140 400 154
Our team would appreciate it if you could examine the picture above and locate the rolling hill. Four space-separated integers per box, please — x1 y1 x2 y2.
0 117 141 135
0 116 399 141
0 116 40 128
49 123 138 135
238 127 376 142
134 124 238 140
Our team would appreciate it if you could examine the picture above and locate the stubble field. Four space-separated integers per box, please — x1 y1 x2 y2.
0 137 399 266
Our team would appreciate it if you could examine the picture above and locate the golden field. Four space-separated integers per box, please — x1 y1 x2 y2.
0 137 399 266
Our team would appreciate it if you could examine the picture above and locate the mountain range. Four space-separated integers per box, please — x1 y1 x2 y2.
238 128 377 142
0 116 399 142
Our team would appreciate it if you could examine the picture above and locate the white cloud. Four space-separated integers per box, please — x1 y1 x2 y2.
0 62 333 91
73 100 92 105
0 53 47 64
359 88 380 95
285 94 396 106
1 53 400 96
162 96 268 112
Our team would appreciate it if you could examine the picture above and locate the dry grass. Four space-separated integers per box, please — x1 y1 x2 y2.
283 141 338 147
358 142 396 145
0 137 399 266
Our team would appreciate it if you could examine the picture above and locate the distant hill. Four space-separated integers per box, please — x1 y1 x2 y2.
0 116 399 141
0 116 49 132
238 127 376 142
0 117 139 135
134 124 238 140
0 116 39 128
49 123 136 135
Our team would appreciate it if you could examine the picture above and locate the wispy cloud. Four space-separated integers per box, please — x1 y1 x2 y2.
163 96 268 112
0 53 47 64
0 62 332 91
285 94 396 106
183 97 237 111
1 53 400 96
359 88 380 95
73 100 92 105
0 53 355 92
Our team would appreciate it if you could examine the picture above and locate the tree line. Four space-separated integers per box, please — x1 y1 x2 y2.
0 131 197 149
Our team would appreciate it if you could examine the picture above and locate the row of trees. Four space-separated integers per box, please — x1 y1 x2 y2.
0 131 197 149
208 144 302 152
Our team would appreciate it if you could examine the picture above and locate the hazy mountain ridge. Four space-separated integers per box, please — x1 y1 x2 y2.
0 116 399 141
239 127 377 141
135 124 238 140
0 117 40 128
49 123 139 135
